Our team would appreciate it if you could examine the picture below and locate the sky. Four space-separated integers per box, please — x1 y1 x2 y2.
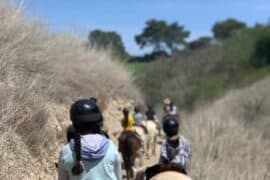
14 0 270 55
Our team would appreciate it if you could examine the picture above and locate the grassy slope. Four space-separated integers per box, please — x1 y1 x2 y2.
184 77 270 180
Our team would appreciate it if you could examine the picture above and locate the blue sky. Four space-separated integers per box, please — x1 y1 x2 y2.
15 0 270 55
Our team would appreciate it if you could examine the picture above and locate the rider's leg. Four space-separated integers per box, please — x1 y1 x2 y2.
134 131 145 153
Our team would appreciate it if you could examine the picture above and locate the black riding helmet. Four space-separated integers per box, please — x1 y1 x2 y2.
162 116 179 137
122 107 129 116
134 106 140 113
70 98 103 131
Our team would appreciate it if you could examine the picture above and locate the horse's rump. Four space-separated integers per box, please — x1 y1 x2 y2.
118 131 141 179
143 120 157 136
143 120 157 156
150 171 191 180
118 131 140 155
145 164 187 180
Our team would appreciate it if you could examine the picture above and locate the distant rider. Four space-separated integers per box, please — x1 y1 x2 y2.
163 98 179 120
133 106 145 126
146 105 161 135
119 107 144 152
145 105 157 122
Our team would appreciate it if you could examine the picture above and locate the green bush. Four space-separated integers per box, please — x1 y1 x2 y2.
127 24 270 110
252 34 270 67
183 77 223 109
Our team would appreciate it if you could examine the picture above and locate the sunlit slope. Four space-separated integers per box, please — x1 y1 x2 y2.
183 77 270 180
0 1 141 179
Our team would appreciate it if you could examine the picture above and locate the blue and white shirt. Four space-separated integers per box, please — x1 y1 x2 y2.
159 136 191 169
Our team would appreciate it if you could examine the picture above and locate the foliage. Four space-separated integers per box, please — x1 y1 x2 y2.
212 18 246 40
252 27 270 67
188 36 212 50
88 29 127 58
135 19 190 54
183 77 223 110
221 24 270 72
129 23 270 110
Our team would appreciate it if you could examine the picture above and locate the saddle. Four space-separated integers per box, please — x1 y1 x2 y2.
145 164 187 180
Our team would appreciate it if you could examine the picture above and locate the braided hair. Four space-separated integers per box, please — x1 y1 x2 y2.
71 129 83 175
69 98 103 175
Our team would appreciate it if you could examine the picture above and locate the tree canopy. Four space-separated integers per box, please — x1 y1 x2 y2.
188 36 212 50
88 30 127 57
251 26 270 67
135 19 190 54
212 18 247 40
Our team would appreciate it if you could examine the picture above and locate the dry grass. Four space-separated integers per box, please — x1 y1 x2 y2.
0 1 142 179
183 77 270 180
1 1 269 180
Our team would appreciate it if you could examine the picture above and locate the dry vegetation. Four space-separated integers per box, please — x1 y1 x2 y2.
0 1 141 179
183 77 270 180
0 1 269 180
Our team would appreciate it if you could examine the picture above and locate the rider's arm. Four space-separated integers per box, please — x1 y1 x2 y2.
159 142 169 164
58 150 69 180
173 137 191 169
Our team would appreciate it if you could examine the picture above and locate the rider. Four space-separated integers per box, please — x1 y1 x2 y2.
163 98 179 120
159 115 191 174
133 106 148 134
133 106 145 126
119 107 144 152
57 98 122 180
145 105 161 136
121 108 135 131
145 105 157 122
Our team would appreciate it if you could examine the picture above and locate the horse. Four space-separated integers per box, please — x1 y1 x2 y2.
135 164 191 180
150 171 192 180
134 126 147 165
118 131 141 180
142 120 157 158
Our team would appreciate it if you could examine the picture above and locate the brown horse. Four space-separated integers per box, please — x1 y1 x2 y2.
119 131 141 180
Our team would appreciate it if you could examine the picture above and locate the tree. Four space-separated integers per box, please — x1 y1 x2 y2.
252 33 270 67
188 36 212 50
212 18 247 40
135 19 190 54
88 30 127 57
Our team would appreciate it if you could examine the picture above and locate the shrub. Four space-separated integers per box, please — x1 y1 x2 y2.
252 34 270 67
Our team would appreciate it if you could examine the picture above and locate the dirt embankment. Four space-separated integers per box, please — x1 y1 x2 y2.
0 1 142 179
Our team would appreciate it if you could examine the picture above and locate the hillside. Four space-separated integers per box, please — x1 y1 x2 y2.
0 1 269 180
129 24 270 110
182 77 270 179
0 1 142 179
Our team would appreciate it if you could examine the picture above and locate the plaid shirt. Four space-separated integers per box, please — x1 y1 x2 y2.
159 136 191 169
